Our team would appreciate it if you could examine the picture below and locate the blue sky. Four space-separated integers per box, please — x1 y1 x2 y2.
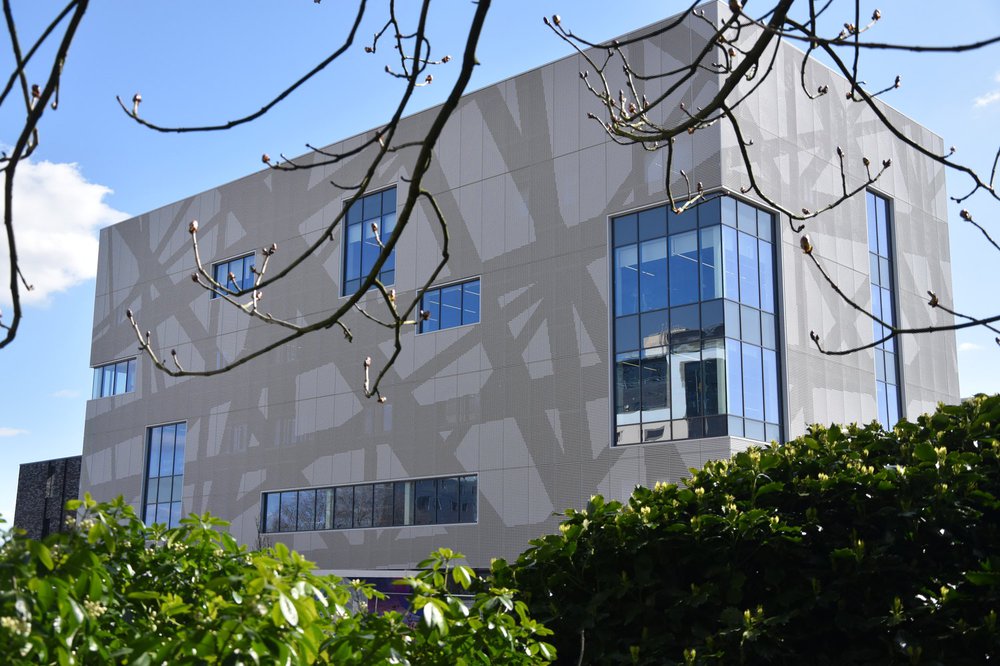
0 1 998 521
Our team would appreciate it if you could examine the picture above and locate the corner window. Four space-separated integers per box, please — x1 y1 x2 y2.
866 191 902 428
611 196 781 445
343 187 396 295
419 278 481 333
212 253 255 299
143 422 186 528
261 474 477 533
91 358 136 398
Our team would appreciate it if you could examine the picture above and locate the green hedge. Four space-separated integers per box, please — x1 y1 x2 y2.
495 395 1000 664
0 497 553 665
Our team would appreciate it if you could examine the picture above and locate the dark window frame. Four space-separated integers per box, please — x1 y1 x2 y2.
418 277 482 333
211 252 256 299
342 186 397 296
91 357 137 399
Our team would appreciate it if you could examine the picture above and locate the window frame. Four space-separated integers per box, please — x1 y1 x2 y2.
341 186 398 297
211 251 256 300
91 357 137 399
142 421 187 529
866 189 903 428
417 277 482 334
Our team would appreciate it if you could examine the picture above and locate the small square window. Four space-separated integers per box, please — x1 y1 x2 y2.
419 278 481 333
212 253 255 299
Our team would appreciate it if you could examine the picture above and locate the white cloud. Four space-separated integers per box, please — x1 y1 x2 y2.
0 427 28 437
973 73 1000 108
958 341 982 353
0 159 128 307
50 389 80 398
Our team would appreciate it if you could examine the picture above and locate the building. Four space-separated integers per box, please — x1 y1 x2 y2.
81 3 959 577
14 456 82 540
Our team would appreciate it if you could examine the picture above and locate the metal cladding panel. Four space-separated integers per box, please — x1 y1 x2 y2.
82 2 955 571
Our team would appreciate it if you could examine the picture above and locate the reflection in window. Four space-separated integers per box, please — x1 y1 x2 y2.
212 253 255 299
143 422 186 528
867 191 902 428
420 278 481 333
260 475 477 533
611 196 781 444
92 358 136 398
343 187 396 295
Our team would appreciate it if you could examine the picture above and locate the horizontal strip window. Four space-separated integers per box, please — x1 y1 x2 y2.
261 474 477 533
92 358 136 398
420 279 480 333
212 252 255 299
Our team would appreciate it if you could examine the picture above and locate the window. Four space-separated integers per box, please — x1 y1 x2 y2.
343 187 396 295
260 474 477 533
212 253 255 299
612 196 781 445
143 422 186 528
866 191 902 428
92 358 136 398
419 278 481 333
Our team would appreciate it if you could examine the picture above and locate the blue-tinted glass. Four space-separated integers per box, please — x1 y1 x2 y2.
148 428 161 479
173 424 186 476
614 214 637 247
462 280 480 324
670 206 697 233
279 491 297 532
866 192 878 253
297 490 316 531
114 361 128 395
885 351 897 384
883 330 895 354
670 304 700 345
172 475 183 502
763 348 779 424
640 310 668 349
158 477 172 504
459 476 477 522
870 283 882 321
354 484 373 528
102 365 114 398
724 300 741 338
615 245 639 316
886 383 900 426
761 312 776 350
881 287 894 327
638 207 667 240
877 381 889 428
697 198 720 228
639 239 668 311
874 348 886 382
700 226 723 301
214 261 228 288
669 231 698 306
437 478 460 524
671 342 701 418
721 196 737 227
701 300 724 338
737 200 757 234
346 224 362 281
92 368 102 399
126 359 136 393
765 423 780 444
615 314 640 352
414 479 436 525
744 420 765 442
879 257 890 289
870 253 881 287
722 226 739 301
381 213 397 271
615 353 642 423
363 191 382 220
759 240 774 313
373 483 394 527
347 199 363 225
742 343 764 421
361 221 379 277
155 503 171 527
726 338 743 417
876 197 890 257
382 187 396 214
737 231 759 308
640 350 669 421
265 493 280 533
242 255 256 290
334 487 353 529
702 339 727 416
159 425 175 478
757 209 773 243
422 289 440 333
440 285 462 329
740 306 761 346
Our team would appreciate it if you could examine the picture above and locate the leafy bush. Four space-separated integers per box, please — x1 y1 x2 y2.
495 395 1000 664
0 497 553 665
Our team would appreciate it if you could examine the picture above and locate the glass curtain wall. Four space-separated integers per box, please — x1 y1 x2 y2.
612 195 781 445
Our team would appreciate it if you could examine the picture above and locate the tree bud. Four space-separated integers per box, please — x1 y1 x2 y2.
188 219 199 234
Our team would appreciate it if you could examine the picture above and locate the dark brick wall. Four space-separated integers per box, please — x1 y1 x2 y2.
14 456 81 540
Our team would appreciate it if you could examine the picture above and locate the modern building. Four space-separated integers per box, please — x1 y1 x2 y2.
81 3 959 576
14 455 82 540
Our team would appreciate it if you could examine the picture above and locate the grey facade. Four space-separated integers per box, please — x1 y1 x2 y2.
81 4 958 573
14 456 81 540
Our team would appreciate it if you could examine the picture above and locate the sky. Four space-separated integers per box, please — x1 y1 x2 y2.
0 1 997 522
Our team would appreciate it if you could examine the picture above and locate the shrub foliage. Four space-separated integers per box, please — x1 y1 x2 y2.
495 395 1000 664
0 497 553 665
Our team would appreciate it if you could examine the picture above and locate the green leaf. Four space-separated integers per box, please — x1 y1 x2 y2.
423 600 445 633
452 565 474 589
278 592 299 627
913 442 936 462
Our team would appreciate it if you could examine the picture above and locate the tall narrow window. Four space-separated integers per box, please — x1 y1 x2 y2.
866 191 901 428
212 253 255 299
343 187 396 294
611 196 781 445
144 422 186 528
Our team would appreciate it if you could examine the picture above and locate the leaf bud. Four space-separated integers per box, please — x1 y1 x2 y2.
188 219 199 234
882 159 891 168
552 14 561 25
262 154 271 164
364 356 372 368
872 9 881 20
800 234 813 254
862 156 871 167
